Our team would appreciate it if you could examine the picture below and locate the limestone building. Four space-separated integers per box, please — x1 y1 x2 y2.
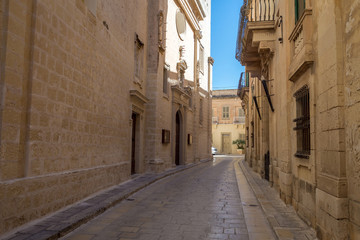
236 0 360 239
212 89 245 154
0 0 212 235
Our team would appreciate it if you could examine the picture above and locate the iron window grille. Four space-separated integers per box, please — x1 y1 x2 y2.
293 85 310 158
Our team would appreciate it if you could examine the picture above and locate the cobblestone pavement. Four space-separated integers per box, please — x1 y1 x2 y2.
62 157 250 240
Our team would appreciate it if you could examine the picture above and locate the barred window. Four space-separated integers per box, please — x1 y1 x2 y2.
293 86 310 158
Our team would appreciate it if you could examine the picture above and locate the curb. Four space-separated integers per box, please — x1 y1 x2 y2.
237 159 279 239
238 159 318 240
234 159 278 240
2 160 210 240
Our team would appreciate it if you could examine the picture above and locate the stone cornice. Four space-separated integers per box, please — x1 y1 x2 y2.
130 90 149 104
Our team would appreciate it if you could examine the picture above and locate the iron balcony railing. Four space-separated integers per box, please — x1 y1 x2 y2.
248 0 276 22
237 72 250 97
236 0 276 62
234 116 245 124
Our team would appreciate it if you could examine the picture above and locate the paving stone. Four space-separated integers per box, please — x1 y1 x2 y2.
4 157 318 240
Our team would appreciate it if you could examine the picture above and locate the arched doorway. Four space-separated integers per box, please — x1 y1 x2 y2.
175 110 182 165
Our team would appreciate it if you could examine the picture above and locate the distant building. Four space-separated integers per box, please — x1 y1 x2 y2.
0 0 213 235
236 0 360 239
212 89 245 154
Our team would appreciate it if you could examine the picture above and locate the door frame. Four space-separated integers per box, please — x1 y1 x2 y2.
131 112 140 174
221 133 232 154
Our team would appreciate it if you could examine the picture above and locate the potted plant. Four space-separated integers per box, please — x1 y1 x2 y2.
233 139 246 154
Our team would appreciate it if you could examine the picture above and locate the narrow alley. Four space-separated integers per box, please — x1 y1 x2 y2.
54 156 315 240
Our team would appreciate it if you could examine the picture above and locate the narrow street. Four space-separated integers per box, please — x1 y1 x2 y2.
58 156 318 240
62 157 252 240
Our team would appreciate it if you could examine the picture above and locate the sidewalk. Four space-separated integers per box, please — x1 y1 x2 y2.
2 158 318 240
237 159 318 240
1 161 208 240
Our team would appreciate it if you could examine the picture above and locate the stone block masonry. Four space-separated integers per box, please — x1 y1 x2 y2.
0 0 145 234
0 0 213 235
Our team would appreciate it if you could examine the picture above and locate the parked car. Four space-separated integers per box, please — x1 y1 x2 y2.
211 147 218 155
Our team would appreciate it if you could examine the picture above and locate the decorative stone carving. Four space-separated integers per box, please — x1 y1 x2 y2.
259 41 274 80
158 11 165 52
179 45 186 61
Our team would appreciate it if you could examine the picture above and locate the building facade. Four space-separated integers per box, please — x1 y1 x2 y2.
212 89 245 154
0 0 212 235
237 0 360 239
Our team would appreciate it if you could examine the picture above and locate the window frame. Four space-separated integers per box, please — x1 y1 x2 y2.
295 0 306 24
293 85 310 158
222 106 230 120
163 64 170 94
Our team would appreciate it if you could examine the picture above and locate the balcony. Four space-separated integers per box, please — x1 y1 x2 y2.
236 0 276 79
237 72 249 101
288 9 314 82
234 116 245 124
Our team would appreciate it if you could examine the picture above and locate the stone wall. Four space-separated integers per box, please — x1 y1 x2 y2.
239 0 360 238
343 0 360 239
212 90 245 154
0 0 213 235
0 0 143 233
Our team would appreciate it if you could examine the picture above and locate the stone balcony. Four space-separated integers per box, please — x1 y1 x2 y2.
236 0 277 79
288 9 314 82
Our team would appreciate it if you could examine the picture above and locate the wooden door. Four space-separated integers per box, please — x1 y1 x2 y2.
222 134 231 154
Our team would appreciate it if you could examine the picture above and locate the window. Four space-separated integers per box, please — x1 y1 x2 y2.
245 72 249 87
238 108 245 117
199 98 203 125
163 65 169 94
222 106 229 119
295 0 305 23
293 86 310 158
134 34 144 81
199 44 204 74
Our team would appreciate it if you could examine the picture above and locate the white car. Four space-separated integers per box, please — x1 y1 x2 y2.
211 147 218 155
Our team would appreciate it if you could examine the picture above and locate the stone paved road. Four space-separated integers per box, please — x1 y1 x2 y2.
62 157 250 240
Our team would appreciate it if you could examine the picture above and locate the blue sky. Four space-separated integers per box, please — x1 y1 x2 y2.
211 0 244 90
